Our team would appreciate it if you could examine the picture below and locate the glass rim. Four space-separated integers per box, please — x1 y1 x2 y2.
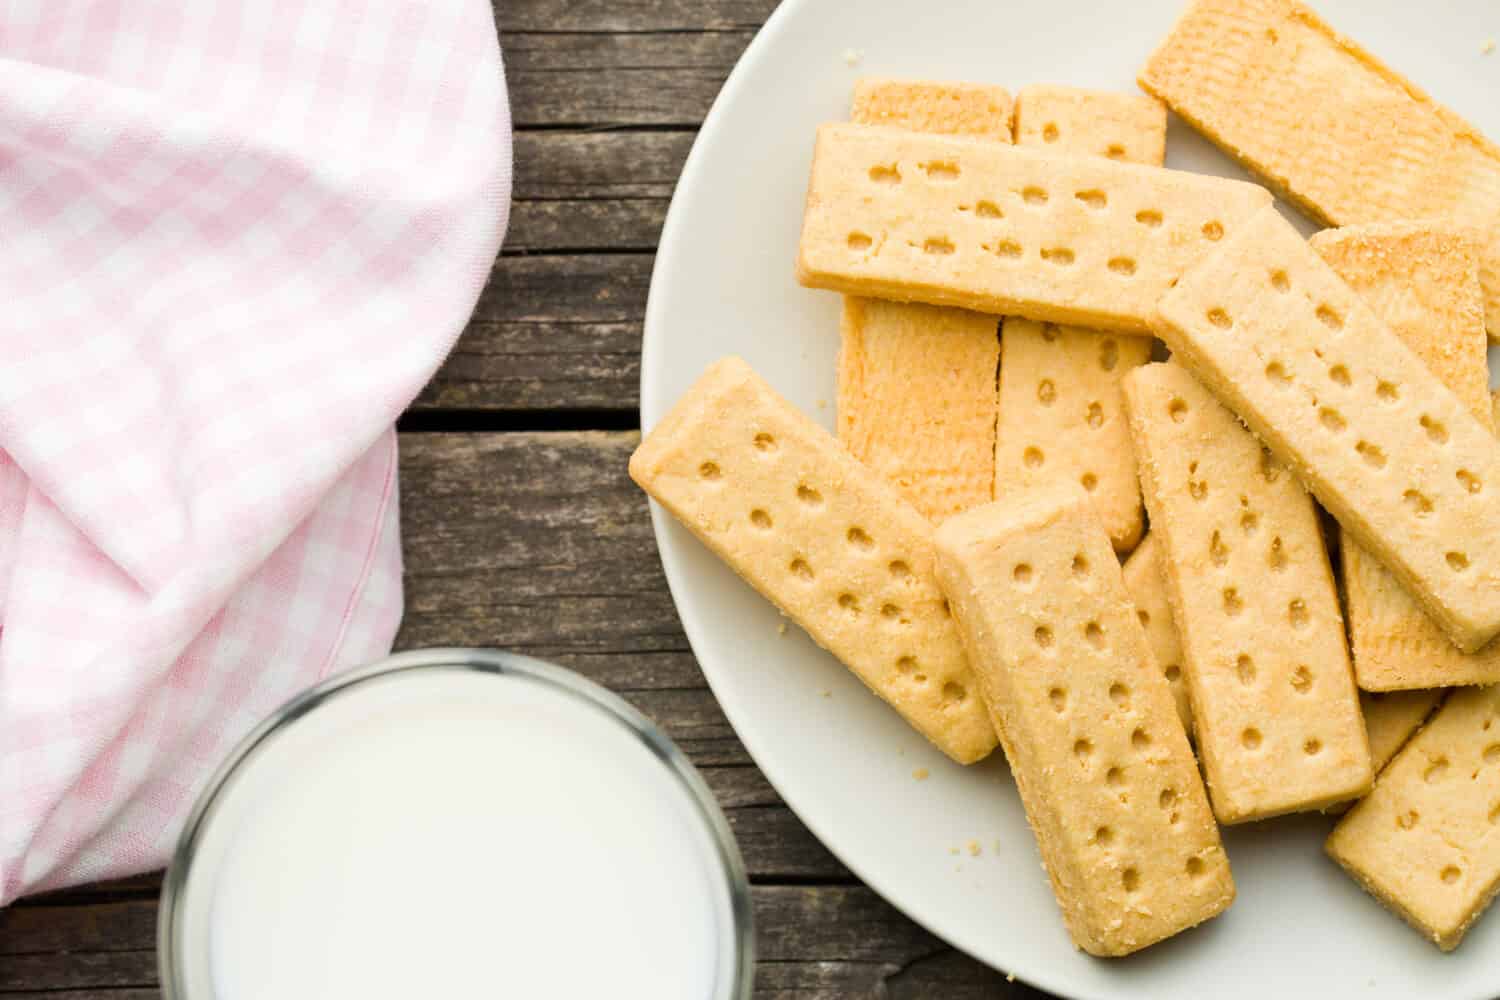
157 647 755 1000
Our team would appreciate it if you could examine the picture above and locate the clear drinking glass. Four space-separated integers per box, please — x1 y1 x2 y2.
159 648 754 1000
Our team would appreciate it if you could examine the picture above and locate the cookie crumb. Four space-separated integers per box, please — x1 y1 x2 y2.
912 767 929 781
1483 38 1496 54
949 846 960 855
1007 973 1016 983
817 398 828 411
776 622 787 635
843 48 862 67
820 689 831 698
994 839 1003 853
967 839 981 856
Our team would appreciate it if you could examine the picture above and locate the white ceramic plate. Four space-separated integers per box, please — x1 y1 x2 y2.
640 3 1500 997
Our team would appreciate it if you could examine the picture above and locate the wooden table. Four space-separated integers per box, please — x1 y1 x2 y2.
0 2 1050 996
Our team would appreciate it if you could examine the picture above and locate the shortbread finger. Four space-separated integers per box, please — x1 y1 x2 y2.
796 125 1272 334
994 89 1166 551
997 321 1151 550
838 300 999 522
1123 362 1371 822
1139 0 1500 336
838 82 1010 523
851 78 1013 140
1328 686 1500 950
1155 206 1500 653
1361 691 1444 775
630 357 996 763
1122 534 1192 736
1311 223 1499 689
934 484 1231 956
1013 85 1167 166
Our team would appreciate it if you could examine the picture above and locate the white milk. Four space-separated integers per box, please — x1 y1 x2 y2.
168 666 740 999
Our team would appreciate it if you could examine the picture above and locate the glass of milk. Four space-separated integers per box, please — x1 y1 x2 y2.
159 648 753 1000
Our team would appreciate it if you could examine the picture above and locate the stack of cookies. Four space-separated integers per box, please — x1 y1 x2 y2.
631 0 1500 959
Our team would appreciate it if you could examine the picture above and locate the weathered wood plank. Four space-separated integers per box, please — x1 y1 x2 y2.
507 199 665 253
512 131 693 201
499 0 777 34
506 30 750 127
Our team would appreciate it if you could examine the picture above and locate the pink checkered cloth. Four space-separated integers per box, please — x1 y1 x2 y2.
0 3 510 903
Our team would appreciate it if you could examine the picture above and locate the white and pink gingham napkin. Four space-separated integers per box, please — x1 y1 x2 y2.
0 2 510 903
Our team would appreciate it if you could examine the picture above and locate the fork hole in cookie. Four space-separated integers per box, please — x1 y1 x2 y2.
1315 304 1343 330
1023 186 1048 205
1448 551 1470 572
1099 339 1119 371
1168 398 1188 423
1085 622 1105 647
1122 867 1140 892
846 526 873 551
1013 562 1033 585
1049 687 1067 713
790 558 814 582
698 461 722 481
1186 856 1206 877
1420 414 1449 444
1024 446 1045 469
750 509 773 530
1135 209 1163 228
1241 727 1262 750
1442 866 1462 885
1109 682 1129 707
1071 553 1089 577
1076 189 1107 209
847 232 872 251
1356 441 1386 468
1458 469 1482 494
1034 625 1054 649
1270 269 1290 292
797 484 822 505
754 432 777 453
1202 221 1224 241
1236 655 1255 685
1303 738 1322 756
1037 379 1056 405
1291 665 1312 693
1288 599 1309 628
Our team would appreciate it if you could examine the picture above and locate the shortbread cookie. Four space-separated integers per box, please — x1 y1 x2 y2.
933 484 1231 956
1121 534 1192 736
851 77 1014 140
1123 362 1371 822
995 89 1165 551
837 82 1009 523
997 321 1151 550
1327 686 1500 950
1361 690 1445 775
630 357 996 763
796 124 1272 333
1312 223 1500 689
1139 0 1500 336
1154 206 1500 653
838 300 999 522
1013 85 1167 166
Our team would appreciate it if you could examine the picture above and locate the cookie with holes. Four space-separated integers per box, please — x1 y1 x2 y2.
629 356 997 764
1154 206 1500 653
1311 222 1500 690
933 482 1231 956
997 320 1151 551
1328 685 1500 951
837 80 1011 525
796 124 1271 334
1123 361 1371 822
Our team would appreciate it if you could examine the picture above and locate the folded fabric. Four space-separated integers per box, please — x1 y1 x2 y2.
0 1 510 902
